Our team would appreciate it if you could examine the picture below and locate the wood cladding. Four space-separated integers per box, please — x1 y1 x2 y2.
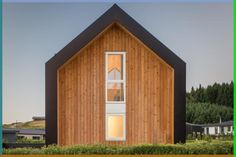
57 23 174 146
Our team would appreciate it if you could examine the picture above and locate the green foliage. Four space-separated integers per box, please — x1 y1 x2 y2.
217 134 234 141
3 141 233 155
186 81 233 107
17 137 45 144
186 134 233 142
186 102 233 124
202 135 212 142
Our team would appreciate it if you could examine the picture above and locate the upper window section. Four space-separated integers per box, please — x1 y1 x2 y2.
108 54 123 80
106 52 126 103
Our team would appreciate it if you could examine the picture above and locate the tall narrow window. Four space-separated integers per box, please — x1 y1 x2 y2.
105 52 126 141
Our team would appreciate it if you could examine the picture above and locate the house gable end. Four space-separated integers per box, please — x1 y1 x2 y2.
46 4 186 145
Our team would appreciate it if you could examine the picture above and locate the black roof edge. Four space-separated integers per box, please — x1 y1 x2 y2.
46 4 185 69
111 4 186 65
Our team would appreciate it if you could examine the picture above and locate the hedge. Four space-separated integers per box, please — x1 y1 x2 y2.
3 141 233 155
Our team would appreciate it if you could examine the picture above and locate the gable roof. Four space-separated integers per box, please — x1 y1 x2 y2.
46 4 186 145
46 4 185 68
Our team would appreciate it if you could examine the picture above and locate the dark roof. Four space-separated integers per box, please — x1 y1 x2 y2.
202 120 233 127
46 4 186 145
3 128 19 134
46 4 185 67
3 128 45 135
186 123 204 134
32 116 45 120
186 122 204 127
18 129 45 135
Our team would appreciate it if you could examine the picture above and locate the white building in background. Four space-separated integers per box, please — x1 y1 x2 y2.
202 120 233 135
17 129 45 140
3 128 45 142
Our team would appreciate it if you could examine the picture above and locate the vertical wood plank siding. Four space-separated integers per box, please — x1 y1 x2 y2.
58 24 174 146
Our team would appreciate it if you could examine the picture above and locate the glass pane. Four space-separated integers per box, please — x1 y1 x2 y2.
108 54 123 80
107 115 124 138
107 83 124 101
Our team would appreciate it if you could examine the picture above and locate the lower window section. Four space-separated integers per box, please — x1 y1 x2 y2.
106 114 125 141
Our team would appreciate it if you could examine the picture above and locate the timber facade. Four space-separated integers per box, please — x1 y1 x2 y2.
46 4 186 146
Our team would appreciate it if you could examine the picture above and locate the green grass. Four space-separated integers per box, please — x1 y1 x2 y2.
3 140 233 155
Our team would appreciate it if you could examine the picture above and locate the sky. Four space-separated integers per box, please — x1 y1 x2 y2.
3 2 233 124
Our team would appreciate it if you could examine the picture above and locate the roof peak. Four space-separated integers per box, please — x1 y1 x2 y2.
112 3 119 7
108 3 123 14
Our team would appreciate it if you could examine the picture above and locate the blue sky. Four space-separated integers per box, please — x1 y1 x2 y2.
3 2 233 124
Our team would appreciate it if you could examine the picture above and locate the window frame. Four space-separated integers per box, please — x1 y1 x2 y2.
105 113 126 141
105 51 126 104
105 51 126 141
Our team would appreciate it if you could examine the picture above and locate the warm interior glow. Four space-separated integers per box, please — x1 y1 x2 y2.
107 83 124 101
108 54 123 80
107 115 124 138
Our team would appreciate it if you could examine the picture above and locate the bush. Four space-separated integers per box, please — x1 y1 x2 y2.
202 135 212 142
186 134 193 140
186 133 233 142
17 137 45 144
3 141 233 155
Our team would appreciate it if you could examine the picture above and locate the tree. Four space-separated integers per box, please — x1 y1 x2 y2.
186 102 233 124
187 81 233 107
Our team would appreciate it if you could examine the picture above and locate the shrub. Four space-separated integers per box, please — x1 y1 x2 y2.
186 134 193 140
17 137 45 144
3 140 233 155
186 133 233 142
202 135 212 142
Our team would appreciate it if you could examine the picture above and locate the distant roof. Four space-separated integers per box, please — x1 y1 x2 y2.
202 120 233 127
186 122 204 127
18 129 45 135
3 128 45 135
3 128 19 134
32 116 45 120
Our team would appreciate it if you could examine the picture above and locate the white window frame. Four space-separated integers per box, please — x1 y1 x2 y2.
105 51 126 141
105 51 126 104
105 113 126 141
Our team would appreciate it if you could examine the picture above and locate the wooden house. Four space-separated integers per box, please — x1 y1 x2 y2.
46 4 186 146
